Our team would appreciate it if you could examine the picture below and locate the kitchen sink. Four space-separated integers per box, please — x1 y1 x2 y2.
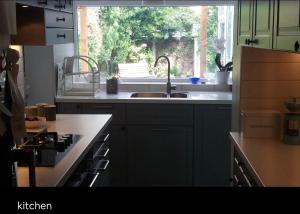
170 92 189 98
130 92 167 98
130 92 189 98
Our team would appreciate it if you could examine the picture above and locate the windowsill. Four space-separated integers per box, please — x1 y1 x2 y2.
59 80 232 97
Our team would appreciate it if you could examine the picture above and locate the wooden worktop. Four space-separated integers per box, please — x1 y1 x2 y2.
230 132 300 187
17 114 112 187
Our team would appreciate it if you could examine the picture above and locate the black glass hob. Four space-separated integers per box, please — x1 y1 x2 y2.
18 132 81 167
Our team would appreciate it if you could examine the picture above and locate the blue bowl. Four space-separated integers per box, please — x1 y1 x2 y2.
190 77 200 84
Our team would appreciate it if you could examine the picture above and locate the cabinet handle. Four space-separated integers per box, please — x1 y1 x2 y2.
294 41 299 52
245 38 257 45
152 128 169 132
89 172 99 187
38 0 48 5
96 148 110 158
57 34 66 39
55 4 65 9
56 17 66 22
98 160 109 171
91 105 113 110
217 106 231 110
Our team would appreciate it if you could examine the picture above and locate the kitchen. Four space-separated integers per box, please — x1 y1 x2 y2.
1 0 300 192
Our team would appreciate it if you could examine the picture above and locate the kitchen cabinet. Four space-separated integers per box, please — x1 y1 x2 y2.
57 103 82 114
237 0 274 49
81 103 127 186
273 0 300 52
232 149 258 187
126 104 193 186
194 105 232 186
65 128 111 187
57 102 232 186
11 2 74 45
127 125 193 186
17 0 73 13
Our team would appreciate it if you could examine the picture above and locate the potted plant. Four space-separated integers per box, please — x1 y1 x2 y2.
214 38 233 84
106 60 119 94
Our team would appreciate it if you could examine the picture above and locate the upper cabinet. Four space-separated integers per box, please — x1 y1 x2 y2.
16 0 73 13
273 0 300 52
237 0 274 49
11 1 73 46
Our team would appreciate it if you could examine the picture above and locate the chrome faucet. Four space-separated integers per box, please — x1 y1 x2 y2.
154 55 176 96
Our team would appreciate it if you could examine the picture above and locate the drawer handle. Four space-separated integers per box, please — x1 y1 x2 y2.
89 172 99 187
92 105 113 110
294 41 299 52
38 0 48 5
152 128 169 132
55 4 65 9
217 107 231 110
95 148 110 159
56 17 66 22
57 34 66 39
98 160 109 171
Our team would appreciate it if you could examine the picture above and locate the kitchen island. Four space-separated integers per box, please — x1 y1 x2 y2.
17 114 112 187
230 132 300 187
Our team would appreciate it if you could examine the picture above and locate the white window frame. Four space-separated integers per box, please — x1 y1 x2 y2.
73 0 235 84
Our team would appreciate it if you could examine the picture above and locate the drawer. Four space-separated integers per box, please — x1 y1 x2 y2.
82 104 126 125
127 104 193 125
45 9 73 28
56 103 81 114
46 28 74 45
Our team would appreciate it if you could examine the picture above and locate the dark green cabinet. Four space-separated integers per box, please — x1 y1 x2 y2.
57 102 232 186
194 105 232 186
237 0 274 49
274 0 300 51
110 125 128 186
127 125 193 186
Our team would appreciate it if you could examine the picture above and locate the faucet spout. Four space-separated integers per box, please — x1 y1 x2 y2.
154 55 175 95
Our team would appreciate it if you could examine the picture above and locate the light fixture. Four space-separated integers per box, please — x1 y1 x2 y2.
21 5 29 8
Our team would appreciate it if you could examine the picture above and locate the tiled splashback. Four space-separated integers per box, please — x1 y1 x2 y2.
240 47 300 113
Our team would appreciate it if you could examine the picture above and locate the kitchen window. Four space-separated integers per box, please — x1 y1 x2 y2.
73 1 234 84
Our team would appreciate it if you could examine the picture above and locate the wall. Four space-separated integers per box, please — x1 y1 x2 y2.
240 47 300 112
232 46 300 131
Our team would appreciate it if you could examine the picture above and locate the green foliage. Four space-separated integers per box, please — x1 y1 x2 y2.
96 6 197 76
206 6 218 73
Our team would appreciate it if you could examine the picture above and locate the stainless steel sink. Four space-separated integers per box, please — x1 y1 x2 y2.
170 92 189 98
130 92 189 98
130 92 167 98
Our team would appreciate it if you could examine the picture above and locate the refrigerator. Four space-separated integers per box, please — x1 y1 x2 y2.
24 43 74 105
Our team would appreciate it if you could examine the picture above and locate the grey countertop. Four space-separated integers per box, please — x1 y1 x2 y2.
17 114 112 187
55 91 232 104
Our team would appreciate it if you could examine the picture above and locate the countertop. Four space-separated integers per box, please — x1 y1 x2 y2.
55 91 232 104
17 114 112 187
230 132 300 187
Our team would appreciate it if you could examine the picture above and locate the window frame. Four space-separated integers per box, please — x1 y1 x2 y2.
73 0 235 84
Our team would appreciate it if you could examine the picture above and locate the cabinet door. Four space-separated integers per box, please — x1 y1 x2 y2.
127 126 193 186
56 103 82 113
237 0 254 46
274 0 300 51
110 125 128 186
60 0 73 13
253 0 274 48
194 105 231 186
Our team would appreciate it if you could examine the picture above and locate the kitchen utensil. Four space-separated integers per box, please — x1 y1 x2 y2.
25 106 38 118
36 103 48 117
44 105 56 121
284 97 300 112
